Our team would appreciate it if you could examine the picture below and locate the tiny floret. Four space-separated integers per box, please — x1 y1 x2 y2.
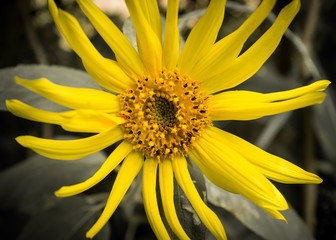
120 69 211 159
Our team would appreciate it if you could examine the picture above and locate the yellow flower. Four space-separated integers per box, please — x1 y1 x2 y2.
6 0 329 239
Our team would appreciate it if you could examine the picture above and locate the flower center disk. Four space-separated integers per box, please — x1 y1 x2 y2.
120 69 211 159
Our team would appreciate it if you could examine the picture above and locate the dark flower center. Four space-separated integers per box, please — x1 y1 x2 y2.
119 68 211 159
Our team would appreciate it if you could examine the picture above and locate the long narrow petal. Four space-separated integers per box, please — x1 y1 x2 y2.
210 93 326 121
162 0 180 69
188 149 239 194
252 80 330 102
16 126 124 160
55 141 134 198
193 0 276 80
81 60 122 95
48 0 134 92
81 59 135 93
209 80 329 121
14 77 120 111
86 150 144 238
189 149 286 221
177 0 226 75
200 0 301 94
139 0 162 43
189 148 285 221
76 0 145 77
143 157 170 240
159 159 190 240
206 126 322 184
6 100 124 133
59 111 124 133
191 129 288 216
172 155 226 239
125 0 162 77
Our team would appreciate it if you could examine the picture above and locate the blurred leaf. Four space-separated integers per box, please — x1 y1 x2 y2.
18 195 110 240
178 9 205 34
207 204 262 240
122 17 137 51
206 178 314 240
0 64 100 111
0 137 107 213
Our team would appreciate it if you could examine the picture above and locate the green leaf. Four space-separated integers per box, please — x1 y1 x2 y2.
0 64 100 111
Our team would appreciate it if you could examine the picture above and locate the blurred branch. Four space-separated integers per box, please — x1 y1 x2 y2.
255 112 292 149
19 0 49 65
300 0 322 236
19 0 53 139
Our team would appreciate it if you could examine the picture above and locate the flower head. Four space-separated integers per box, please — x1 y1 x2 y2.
6 0 329 239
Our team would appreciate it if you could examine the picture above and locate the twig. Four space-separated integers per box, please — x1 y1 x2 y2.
18 0 53 139
19 0 49 65
300 0 322 236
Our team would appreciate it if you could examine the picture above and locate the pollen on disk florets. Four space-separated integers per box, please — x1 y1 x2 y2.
120 68 211 160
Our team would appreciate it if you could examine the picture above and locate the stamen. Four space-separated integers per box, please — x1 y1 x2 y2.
120 69 211 159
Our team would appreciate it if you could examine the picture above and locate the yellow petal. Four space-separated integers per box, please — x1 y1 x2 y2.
16 126 124 160
178 0 226 75
81 60 128 94
159 159 190 240
210 92 326 120
60 110 125 133
6 100 124 133
76 0 145 77
82 58 135 94
86 150 144 239
139 0 162 43
143 157 170 240
125 0 162 77
265 208 286 221
192 129 288 212
209 80 329 121
192 145 287 221
193 0 276 80
255 80 330 102
188 149 239 194
55 141 134 198
206 126 323 184
200 0 301 94
172 155 227 239
14 77 120 111
6 99 66 125
48 0 133 92
162 0 180 69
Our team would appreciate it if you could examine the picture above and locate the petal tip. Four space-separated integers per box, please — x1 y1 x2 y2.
15 135 29 146
14 76 24 85
5 99 13 110
322 80 331 89
86 228 96 239
54 188 67 198
313 175 323 184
